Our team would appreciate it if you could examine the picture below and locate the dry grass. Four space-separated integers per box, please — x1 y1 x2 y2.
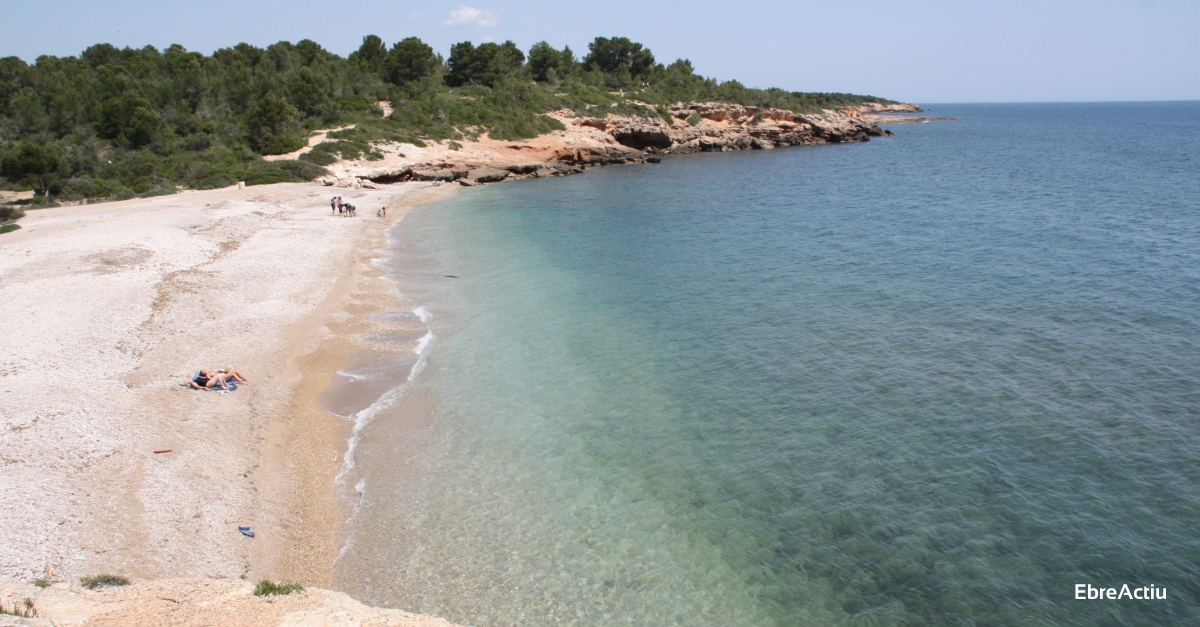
0 596 37 618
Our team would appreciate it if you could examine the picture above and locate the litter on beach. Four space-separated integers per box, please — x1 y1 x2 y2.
238 526 255 538
153 449 172 454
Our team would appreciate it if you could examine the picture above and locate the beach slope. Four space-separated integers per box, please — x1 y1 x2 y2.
0 182 448 591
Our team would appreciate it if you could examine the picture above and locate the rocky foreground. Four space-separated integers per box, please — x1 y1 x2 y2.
314 101 923 189
0 579 461 627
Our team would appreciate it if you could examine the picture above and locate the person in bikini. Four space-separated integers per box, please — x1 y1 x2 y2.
188 369 232 390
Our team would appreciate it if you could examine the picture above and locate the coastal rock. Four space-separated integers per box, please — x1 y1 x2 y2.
323 100 914 186
501 163 550 175
466 167 510 183
363 167 412 185
554 145 644 166
852 102 923 114
412 169 460 182
610 127 674 151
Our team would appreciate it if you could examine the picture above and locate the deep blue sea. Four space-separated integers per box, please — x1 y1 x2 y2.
332 102 1200 626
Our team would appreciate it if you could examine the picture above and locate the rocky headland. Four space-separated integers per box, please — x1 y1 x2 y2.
310 101 926 189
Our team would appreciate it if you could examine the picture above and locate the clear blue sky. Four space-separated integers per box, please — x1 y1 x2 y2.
3 0 1198 103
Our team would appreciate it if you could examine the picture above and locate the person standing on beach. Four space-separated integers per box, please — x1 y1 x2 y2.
330 196 337 215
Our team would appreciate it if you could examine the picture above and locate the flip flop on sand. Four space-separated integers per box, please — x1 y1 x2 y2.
238 526 255 538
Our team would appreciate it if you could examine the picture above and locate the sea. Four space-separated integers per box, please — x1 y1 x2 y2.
325 102 1200 626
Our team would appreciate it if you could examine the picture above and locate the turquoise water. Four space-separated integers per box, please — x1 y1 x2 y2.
335 103 1200 626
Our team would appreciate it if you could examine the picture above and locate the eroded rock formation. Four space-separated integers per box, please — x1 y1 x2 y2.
583 102 892 158
321 102 908 187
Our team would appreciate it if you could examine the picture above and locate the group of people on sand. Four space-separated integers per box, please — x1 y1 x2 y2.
187 366 248 391
331 196 356 217
331 196 387 218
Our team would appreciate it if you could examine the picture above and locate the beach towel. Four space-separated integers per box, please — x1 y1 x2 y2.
183 371 238 391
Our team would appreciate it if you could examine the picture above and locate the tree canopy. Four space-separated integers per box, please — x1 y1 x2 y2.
583 37 656 78
445 41 525 87
0 35 895 203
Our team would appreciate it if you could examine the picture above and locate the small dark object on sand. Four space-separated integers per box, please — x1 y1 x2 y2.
153 449 172 454
443 275 459 278
238 526 255 538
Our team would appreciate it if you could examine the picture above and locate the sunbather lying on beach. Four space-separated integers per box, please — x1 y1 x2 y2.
187 369 233 390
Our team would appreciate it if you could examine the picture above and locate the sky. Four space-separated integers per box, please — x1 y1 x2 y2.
2 0 1198 103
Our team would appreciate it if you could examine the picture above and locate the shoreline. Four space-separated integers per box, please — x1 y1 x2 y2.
251 182 459 587
0 179 455 603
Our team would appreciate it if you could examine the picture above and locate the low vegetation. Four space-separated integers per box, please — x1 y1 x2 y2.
0 35 894 203
253 579 305 596
80 574 130 589
0 597 37 618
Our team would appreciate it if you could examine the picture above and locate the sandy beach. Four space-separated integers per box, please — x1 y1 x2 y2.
0 180 456 595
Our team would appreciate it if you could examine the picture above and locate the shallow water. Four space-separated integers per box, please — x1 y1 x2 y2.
333 102 1200 626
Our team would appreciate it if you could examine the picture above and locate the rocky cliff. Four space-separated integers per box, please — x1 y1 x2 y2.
580 102 892 157
310 101 906 189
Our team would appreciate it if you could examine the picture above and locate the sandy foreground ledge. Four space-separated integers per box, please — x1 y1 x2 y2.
0 578 460 626
0 181 463 624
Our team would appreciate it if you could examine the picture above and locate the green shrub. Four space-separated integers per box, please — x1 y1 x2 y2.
0 223 20 234
180 134 215 152
258 135 307 156
0 142 68 196
253 579 305 596
310 139 369 160
299 150 338 165
243 159 327 186
80 574 130 589
686 113 702 126
33 579 50 588
58 176 98 201
0 206 24 221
